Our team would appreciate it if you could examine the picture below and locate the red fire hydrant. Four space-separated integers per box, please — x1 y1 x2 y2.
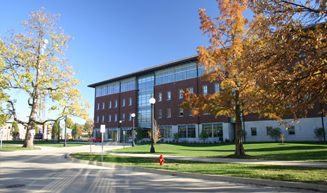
159 154 165 165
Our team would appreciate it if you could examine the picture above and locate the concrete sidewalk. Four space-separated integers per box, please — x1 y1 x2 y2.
106 152 327 168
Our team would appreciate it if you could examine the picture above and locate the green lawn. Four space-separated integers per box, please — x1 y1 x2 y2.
1 140 88 148
70 153 327 184
107 142 327 162
0 145 41 151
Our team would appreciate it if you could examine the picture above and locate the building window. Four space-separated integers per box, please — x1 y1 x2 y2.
122 114 125 121
178 125 187 138
167 91 171 100
187 125 196 138
202 123 223 138
129 113 132 121
115 114 117 122
179 108 183 117
115 100 118 108
109 101 112 108
288 126 295 135
159 125 172 138
179 89 183 99
189 109 192 116
155 69 174 85
129 98 132 106
266 127 273 135
158 93 162 102
102 116 104 123
121 79 135 92
251 127 257 136
109 115 111 122
215 83 220 93
158 109 162 119
122 99 125 107
96 116 99 123
175 65 197 81
203 85 208 95
167 109 171 118
102 102 105 109
189 87 194 96
97 103 99 110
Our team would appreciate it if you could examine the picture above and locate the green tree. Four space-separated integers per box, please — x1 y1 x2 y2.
11 121 19 140
135 127 143 141
83 118 94 134
0 8 90 148
314 127 326 141
52 121 60 139
199 130 209 143
268 127 282 142
71 123 79 140
34 123 39 134
173 132 180 143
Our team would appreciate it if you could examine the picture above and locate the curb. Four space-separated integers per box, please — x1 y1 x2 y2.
66 153 327 192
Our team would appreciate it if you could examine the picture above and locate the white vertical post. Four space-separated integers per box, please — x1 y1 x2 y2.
100 125 105 162
30 129 35 150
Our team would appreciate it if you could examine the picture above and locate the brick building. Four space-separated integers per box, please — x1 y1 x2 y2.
88 55 326 142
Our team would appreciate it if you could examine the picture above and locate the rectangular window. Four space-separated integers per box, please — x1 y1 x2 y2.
213 124 223 137
129 98 132 106
179 89 183 99
109 101 112 108
102 102 105 109
178 125 187 138
122 99 125 107
158 109 162 119
129 113 132 121
102 116 104 123
122 114 125 121
158 93 162 102
115 114 117 122
288 126 295 135
215 83 220 93
187 125 196 138
203 124 213 137
96 116 99 123
251 127 257 136
167 91 171 100
109 115 111 122
167 109 171 118
189 87 194 95
203 85 208 95
266 127 272 135
115 100 117 108
97 103 99 110
179 108 183 117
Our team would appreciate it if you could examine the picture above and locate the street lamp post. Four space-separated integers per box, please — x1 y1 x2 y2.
131 113 136 147
149 98 156 153
119 120 122 142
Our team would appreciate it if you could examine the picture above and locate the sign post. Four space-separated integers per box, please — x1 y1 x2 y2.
100 125 105 162
30 129 35 150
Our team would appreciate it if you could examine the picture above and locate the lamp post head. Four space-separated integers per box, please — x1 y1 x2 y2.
131 113 135 118
119 120 122 124
149 98 156 105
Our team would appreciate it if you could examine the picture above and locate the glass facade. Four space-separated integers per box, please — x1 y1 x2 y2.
121 79 135 92
178 125 196 138
175 65 196 81
138 74 154 128
203 123 223 138
156 69 174 85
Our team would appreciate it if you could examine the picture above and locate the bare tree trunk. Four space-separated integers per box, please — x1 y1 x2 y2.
234 92 245 156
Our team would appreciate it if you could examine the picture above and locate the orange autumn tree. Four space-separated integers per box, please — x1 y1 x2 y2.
244 0 327 119
181 0 260 156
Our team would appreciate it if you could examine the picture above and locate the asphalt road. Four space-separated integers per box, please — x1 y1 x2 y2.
0 143 317 193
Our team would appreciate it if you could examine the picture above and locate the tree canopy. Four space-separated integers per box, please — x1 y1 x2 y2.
0 8 90 148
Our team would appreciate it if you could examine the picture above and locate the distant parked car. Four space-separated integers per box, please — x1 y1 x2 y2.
89 137 102 142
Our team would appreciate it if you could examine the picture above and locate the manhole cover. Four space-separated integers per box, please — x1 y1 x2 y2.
6 184 25 188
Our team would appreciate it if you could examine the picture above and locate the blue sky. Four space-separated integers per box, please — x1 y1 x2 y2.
0 0 250 124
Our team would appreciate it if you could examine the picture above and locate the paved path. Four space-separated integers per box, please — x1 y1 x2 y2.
0 143 318 193
106 152 327 168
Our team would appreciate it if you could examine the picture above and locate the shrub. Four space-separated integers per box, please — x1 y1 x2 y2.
136 127 143 141
314 127 326 141
241 129 247 141
199 130 209 143
268 127 282 142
